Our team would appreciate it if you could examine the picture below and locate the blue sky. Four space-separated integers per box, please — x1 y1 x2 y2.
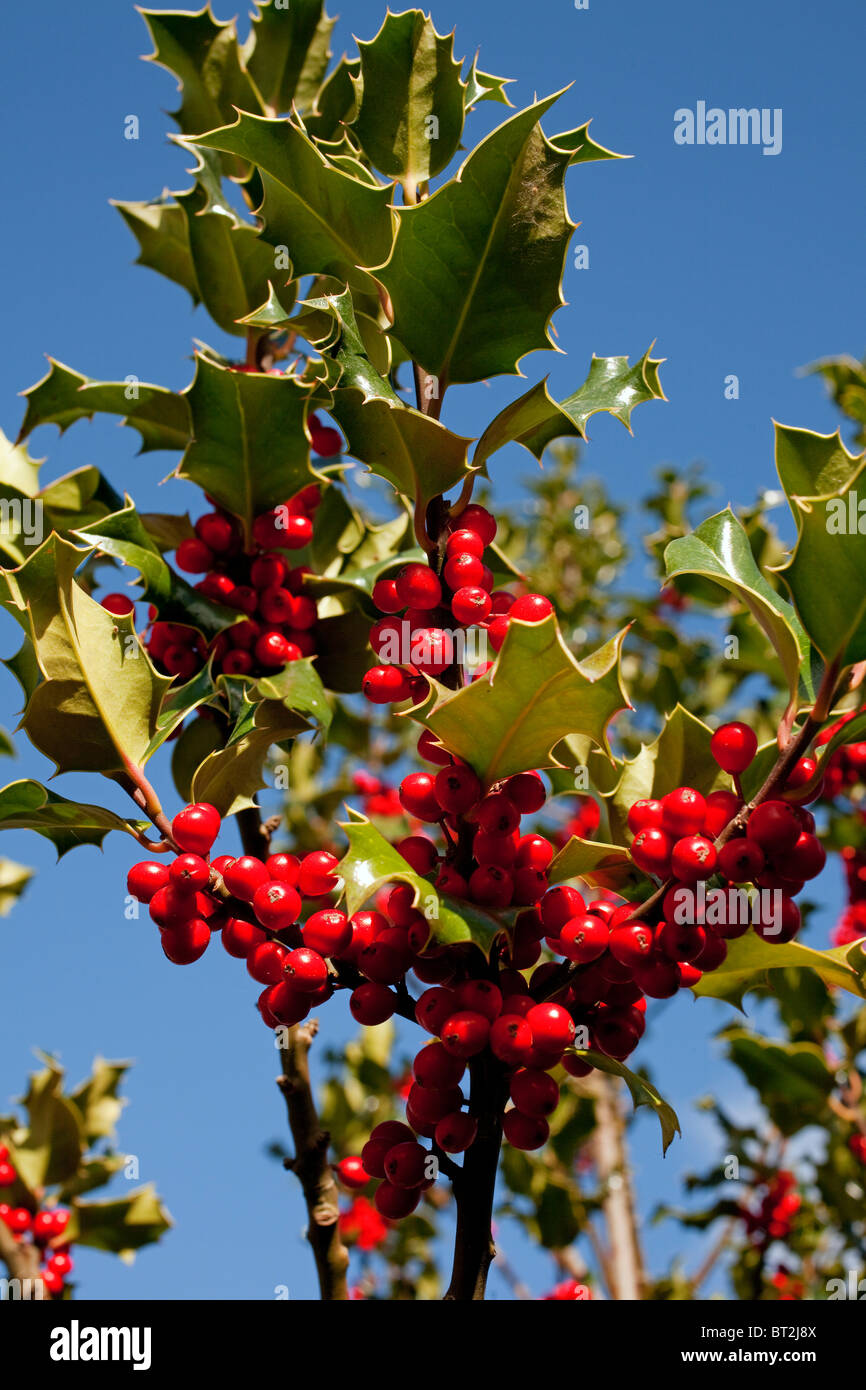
0 0 864 1300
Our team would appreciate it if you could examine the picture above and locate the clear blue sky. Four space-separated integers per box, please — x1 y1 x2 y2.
1 0 864 1300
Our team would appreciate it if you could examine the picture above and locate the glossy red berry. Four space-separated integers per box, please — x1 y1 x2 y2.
559 913 610 964
253 880 302 930
440 1011 490 1058
371 577 403 613
710 721 758 774
662 787 707 837
298 850 340 897
451 586 492 625
435 764 481 815
221 916 267 959
350 982 395 1025
631 827 672 876
509 593 553 623
609 921 654 969
101 591 135 616
747 799 802 856
489 1014 534 1066
455 979 503 1022
374 1181 421 1219
434 1112 478 1153
169 853 211 893
161 917 211 965
503 1109 549 1150
446 528 485 558
505 772 546 815
195 512 235 553
303 909 351 957
395 563 441 611
476 793 520 836
627 799 664 834
171 802 221 855
540 886 585 933
247 940 288 985
335 1156 371 1189
469 864 513 908
399 772 442 822
510 1068 560 1118
703 789 742 837
525 1002 575 1052
717 837 765 882
224 855 270 902
413 1041 465 1089
384 1140 428 1189
255 631 300 668
362 665 414 704
455 504 497 545
126 860 170 903
415 986 457 1035
671 834 717 883
774 832 826 882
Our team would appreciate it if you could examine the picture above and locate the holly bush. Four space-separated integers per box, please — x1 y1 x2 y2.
1 3 865 1302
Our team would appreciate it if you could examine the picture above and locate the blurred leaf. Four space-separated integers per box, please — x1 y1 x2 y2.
723 1030 835 1136
8 1059 84 1189
68 1184 172 1258
0 855 33 915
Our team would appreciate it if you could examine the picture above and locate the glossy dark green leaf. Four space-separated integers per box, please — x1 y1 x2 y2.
243 0 335 115
18 359 190 454
0 780 144 856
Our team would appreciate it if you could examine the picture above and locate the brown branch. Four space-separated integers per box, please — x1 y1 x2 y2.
0 1219 47 1299
276 1020 350 1302
443 1052 509 1301
587 1073 645 1300
690 1216 737 1296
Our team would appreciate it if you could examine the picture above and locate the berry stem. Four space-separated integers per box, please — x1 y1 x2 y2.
276 1019 350 1302
443 1051 509 1301
0 1213 46 1298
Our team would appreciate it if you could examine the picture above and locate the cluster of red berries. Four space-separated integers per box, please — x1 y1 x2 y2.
832 840 866 947
625 721 829 952
739 1170 801 1243
0 1147 72 1295
362 502 554 705
337 1194 388 1251
769 1266 806 1300
351 771 403 820
816 710 866 800
555 794 601 847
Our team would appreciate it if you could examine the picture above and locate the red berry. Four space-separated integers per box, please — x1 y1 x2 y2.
298 850 340 897
161 917 211 964
774 833 826 882
703 789 742 837
454 979 503 1022
469 864 514 908
250 553 287 589
336 1156 371 1189
446 528 485 558
450 586 491 625
489 1014 535 1066
455 505 497 546
753 895 801 943
627 799 664 834
384 1140 429 1189
662 787 707 837
350 982 395 1025
266 853 300 885
247 940 288 985
656 919 707 963
540 885 586 933
255 631 300 668
310 421 342 457
671 834 717 883
609 921 654 969
396 563 441 611
415 986 457 1035
503 1109 549 1150
435 764 481 815
476 793 520 836
559 913 610 964
747 800 802 856
374 1181 420 1220
372 577 403 613
303 909 352 957
171 802 221 855
525 1002 575 1052
221 916 267 959
718 837 765 882
362 665 415 704
440 1011 490 1057
399 772 442 822
396 835 438 875
253 880 302 930
434 1112 478 1153
515 834 553 871
510 594 553 622
487 615 510 652
169 853 210 892
101 591 135 616
630 827 672 877
195 512 236 553
413 1041 465 1089
632 958 681 998
710 722 758 774
224 855 270 902
127 860 170 903
510 1068 560 1117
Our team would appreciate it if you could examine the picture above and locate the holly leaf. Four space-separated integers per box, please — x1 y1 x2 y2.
18 359 190 454
3 536 172 776
338 810 502 953
303 57 360 140
73 500 236 639
664 508 812 702
69 1059 130 1144
803 355 866 449
548 836 642 893
139 7 262 163
351 10 466 182
463 57 513 110
603 705 730 846
242 0 335 116
190 672 327 815
0 780 145 856
172 147 295 337
178 355 321 539
775 453 866 668
722 1031 835 1136
693 933 866 1010
189 111 395 293
474 349 666 467
8 1059 84 1190
67 1184 172 1258
144 663 223 762
571 1051 680 1154
254 658 333 732
0 856 33 915
377 93 574 384
549 121 628 165
332 390 473 511
113 196 200 305
415 617 628 789
774 422 863 504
